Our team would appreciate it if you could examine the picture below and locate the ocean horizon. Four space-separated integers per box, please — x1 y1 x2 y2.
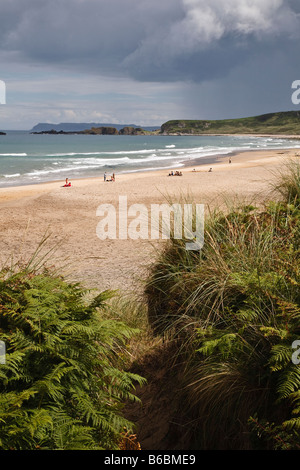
0 131 300 188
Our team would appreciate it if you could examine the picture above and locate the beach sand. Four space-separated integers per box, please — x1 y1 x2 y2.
0 147 299 295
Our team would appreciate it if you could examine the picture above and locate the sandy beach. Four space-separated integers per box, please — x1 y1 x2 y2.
0 147 299 295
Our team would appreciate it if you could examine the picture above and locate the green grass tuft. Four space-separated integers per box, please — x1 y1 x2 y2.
144 160 300 449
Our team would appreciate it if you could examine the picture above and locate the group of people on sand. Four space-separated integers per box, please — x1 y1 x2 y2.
63 172 116 187
104 172 115 182
63 157 233 187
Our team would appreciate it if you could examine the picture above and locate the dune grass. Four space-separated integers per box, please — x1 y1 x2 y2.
144 159 300 449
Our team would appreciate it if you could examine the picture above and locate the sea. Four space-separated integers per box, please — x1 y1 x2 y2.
0 131 300 188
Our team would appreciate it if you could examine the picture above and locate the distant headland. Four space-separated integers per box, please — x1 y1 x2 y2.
29 111 300 137
160 111 300 136
31 126 158 136
30 122 160 134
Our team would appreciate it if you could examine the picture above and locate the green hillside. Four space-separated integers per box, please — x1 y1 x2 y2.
161 111 300 135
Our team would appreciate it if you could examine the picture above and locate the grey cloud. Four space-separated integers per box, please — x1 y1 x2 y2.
0 0 300 84
123 0 300 81
1 0 183 67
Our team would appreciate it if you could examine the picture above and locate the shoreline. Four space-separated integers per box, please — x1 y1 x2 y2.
1 131 300 193
0 146 299 198
0 146 299 294
0 149 227 197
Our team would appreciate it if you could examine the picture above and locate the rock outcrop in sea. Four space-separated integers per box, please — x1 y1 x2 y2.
31 126 150 135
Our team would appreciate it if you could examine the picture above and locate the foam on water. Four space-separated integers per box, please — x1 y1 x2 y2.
0 131 299 187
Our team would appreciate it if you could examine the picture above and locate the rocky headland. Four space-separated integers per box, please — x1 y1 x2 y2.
31 126 155 136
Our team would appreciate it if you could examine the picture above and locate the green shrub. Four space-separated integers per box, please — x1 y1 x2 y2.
0 265 145 450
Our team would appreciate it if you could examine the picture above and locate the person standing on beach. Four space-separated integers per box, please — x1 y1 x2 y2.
104 172 107 182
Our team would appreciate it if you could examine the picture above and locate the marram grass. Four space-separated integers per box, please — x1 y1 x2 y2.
145 161 300 449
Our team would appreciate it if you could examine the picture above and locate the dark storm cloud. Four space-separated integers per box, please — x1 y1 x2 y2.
122 0 300 82
0 0 184 73
1 0 299 83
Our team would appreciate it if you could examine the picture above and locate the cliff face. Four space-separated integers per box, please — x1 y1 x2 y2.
84 126 147 135
119 126 146 135
82 126 119 135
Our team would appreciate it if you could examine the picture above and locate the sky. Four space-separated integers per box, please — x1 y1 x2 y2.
0 0 300 130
